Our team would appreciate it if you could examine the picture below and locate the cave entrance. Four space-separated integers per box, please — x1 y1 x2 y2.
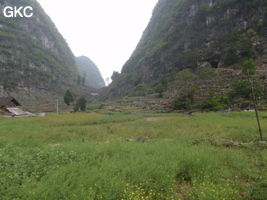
210 61 219 68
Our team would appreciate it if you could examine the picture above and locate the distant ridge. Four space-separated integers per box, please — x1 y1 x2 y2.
76 56 105 88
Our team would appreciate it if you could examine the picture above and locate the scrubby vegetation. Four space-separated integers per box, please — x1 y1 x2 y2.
1 111 267 199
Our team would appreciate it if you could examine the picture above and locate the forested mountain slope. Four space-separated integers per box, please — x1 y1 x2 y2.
102 0 267 100
76 56 105 89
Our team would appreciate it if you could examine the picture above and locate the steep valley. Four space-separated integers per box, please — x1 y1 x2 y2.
1 0 267 112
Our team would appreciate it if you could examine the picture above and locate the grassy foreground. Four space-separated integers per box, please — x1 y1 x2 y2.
0 111 267 199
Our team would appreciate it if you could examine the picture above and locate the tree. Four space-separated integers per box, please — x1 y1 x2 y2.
201 89 227 111
156 84 165 98
105 77 110 86
74 96 87 112
242 59 256 76
134 84 148 96
224 46 238 66
79 96 87 112
73 104 79 112
82 71 86 86
172 86 197 110
238 33 253 59
63 90 74 106
227 80 263 101
175 69 196 85
242 59 263 141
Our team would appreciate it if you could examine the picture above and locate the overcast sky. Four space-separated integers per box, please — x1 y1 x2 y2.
36 0 158 84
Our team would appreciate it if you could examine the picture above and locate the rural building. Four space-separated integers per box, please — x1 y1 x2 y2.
0 97 36 117
0 97 21 111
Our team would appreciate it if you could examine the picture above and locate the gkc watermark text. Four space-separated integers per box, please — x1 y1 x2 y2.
3 6 33 18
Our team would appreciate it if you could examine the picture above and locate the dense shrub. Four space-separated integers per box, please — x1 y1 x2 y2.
134 84 149 96
155 84 165 97
227 80 264 101
201 89 228 111
223 46 238 66
172 87 197 110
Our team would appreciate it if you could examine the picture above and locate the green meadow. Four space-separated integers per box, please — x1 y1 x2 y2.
0 111 267 199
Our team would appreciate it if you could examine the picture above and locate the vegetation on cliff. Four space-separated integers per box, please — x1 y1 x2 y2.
103 0 267 103
0 0 80 93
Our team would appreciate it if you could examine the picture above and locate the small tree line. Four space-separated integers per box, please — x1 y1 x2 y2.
63 89 87 112
77 71 86 86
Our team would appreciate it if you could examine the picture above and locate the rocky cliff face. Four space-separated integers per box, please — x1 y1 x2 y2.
0 0 82 97
102 0 267 100
0 0 94 108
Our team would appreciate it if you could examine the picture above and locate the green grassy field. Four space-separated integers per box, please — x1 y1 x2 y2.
0 111 267 199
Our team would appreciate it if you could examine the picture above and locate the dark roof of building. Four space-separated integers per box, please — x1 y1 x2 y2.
0 97 21 107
